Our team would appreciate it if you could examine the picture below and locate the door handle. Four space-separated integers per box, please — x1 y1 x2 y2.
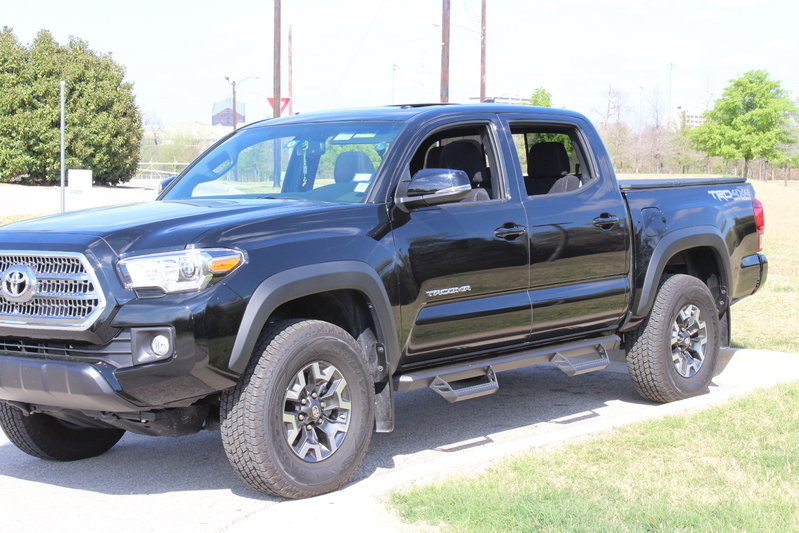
592 214 619 229
494 223 527 240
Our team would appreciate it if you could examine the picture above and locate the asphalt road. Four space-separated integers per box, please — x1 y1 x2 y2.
1 348 798 532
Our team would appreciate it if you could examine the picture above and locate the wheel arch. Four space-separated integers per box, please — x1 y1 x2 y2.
631 227 731 321
228 261 398 377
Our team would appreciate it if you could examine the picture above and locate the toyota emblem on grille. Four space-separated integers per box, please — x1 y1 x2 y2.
2 265 37 304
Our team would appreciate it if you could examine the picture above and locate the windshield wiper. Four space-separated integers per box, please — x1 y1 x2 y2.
255 195 303 201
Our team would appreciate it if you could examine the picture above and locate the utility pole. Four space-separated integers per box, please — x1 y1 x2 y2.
440 0 450 103
288 25 293 116
480 0 486 102
273 0 282 187
273 0 282 119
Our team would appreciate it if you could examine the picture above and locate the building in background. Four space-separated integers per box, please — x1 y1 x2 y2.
673 107 707 130
212 98 246 127
468 95 528 105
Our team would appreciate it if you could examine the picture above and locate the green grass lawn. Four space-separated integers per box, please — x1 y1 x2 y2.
390 179 799 531
730 181 799 352
390 381 799 532
0 214 44 227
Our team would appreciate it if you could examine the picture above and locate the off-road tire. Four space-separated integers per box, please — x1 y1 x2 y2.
220 319 375 499
626 274 720 403
0 403 125 461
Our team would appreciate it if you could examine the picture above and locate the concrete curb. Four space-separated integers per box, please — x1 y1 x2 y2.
225 349 799 532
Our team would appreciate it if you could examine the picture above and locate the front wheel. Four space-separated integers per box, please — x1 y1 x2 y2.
220 319 375 498
626 274 720 403
0 403 125 461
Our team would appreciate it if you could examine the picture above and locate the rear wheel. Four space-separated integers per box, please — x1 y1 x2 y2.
0 403 125 461
220 319 374 498
626 274 720 403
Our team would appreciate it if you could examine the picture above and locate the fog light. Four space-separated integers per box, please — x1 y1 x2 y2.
151 335 171 357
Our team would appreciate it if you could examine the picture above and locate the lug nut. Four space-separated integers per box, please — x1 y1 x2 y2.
311 392 318 399
320 402 326 408
306 424 313 430
298 414 305 421
301 398 308 405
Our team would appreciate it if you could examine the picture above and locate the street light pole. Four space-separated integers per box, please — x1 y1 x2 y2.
391 64 398 104
226 76 259 130
231 80 238 130
60 80 65 213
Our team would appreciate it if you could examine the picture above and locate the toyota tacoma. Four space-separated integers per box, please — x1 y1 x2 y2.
0 104 767 498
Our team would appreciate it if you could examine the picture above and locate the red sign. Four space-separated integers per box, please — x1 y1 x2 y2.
267 97 291 115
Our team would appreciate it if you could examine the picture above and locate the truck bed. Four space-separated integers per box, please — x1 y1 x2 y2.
618 176 746 190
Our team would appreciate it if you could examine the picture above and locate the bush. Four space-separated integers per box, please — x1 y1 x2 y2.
0 27 142 185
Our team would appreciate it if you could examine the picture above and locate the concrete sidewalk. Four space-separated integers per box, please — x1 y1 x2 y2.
0 348 797 533
0 180 159 217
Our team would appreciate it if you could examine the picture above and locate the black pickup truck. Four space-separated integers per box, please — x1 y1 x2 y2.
0 104 767 498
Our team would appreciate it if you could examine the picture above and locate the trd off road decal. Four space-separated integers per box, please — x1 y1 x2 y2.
707 188 752 202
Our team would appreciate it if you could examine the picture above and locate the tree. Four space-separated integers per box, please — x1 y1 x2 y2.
0 28 142 185
687 70 796 177
528 87 552 107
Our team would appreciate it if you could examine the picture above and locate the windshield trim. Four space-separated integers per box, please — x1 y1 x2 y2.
160 120 405 205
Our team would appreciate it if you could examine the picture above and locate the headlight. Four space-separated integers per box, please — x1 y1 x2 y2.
118 248 245 294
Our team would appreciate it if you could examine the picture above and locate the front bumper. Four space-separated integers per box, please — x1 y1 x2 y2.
0 283 245 413
0 356 138 412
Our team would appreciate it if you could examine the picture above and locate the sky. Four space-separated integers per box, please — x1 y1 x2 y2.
2 0 798 128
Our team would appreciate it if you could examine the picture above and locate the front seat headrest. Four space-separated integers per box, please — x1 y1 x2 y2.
334 151 375 183
439 140 486 183
527 142 570 179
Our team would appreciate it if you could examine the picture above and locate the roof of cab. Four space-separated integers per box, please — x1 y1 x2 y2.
242 103 589 129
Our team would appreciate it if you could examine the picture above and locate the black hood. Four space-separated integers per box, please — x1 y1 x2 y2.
0 199 346 256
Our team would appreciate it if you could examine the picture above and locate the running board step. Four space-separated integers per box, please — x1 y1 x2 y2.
395 335 620 393
431 366 498 403
550 344 609 376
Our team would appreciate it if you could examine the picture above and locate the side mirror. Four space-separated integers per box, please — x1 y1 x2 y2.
396 168 472 210
159 176 177 193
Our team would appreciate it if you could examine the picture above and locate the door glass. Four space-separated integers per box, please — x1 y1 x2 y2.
409 125 503 201
510 126 593 196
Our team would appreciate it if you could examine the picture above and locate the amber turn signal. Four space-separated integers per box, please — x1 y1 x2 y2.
209 256 242 273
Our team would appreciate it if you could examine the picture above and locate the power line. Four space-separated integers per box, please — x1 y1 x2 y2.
329 0 385 105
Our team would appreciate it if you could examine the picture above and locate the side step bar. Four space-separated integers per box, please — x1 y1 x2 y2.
551 344 609 376
395 335 619 402
430 367 499 402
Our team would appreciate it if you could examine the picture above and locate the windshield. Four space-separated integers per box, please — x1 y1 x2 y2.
163 121 403 203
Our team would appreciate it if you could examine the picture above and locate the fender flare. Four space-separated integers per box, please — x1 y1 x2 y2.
631 226 731 319
227 261 398 375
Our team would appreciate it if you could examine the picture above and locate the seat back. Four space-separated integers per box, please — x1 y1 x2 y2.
334 151 375 183
526 142 570 195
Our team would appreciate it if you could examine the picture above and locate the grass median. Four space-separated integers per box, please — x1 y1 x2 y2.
390 381 799 532
0 214 45 227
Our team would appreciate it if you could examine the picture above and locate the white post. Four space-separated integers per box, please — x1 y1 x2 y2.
60 80 66 213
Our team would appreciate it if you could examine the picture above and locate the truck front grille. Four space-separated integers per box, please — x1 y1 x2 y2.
0 251 106 330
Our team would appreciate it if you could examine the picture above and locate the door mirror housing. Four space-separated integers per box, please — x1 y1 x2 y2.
159 176 177 193
396 168 472 210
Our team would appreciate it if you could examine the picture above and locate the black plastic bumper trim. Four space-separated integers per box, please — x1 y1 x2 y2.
0 356 140 412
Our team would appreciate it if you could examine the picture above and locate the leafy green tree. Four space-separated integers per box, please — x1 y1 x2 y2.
0 28 142 184
687 70 796 177
528 87 552 107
